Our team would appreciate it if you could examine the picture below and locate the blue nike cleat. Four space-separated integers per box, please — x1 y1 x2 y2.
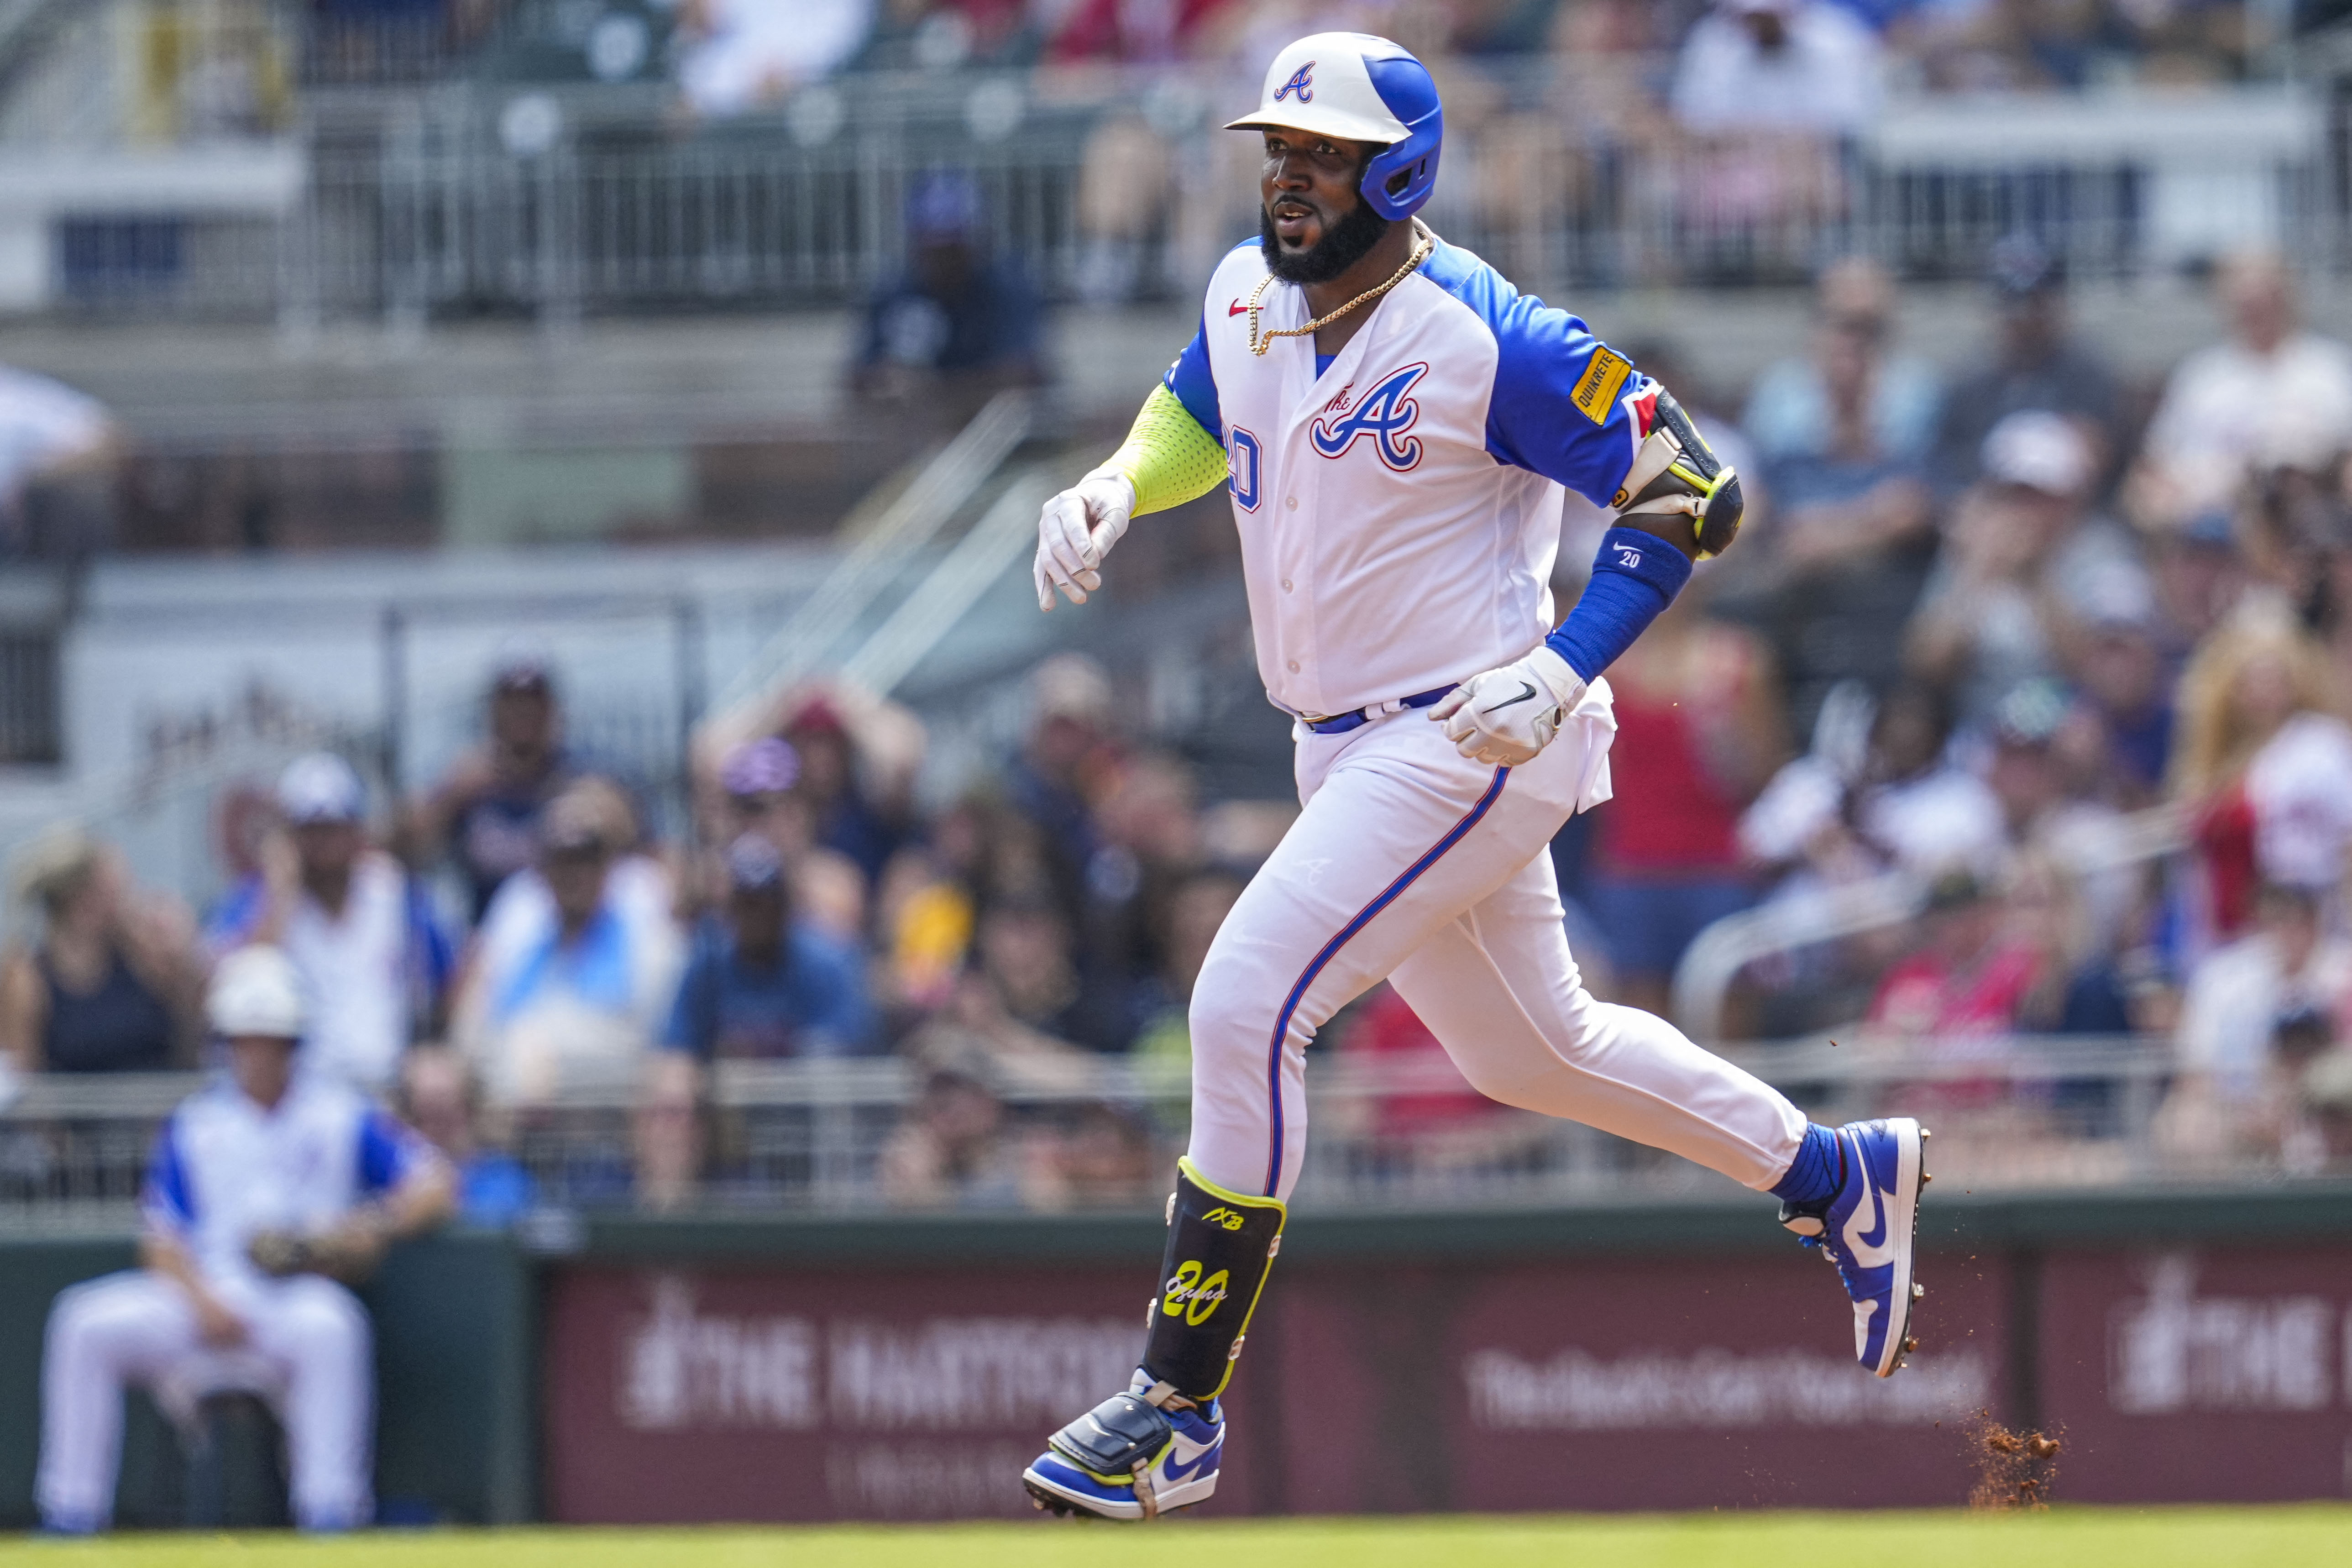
1022 1372 1225 1521
1781 1117 1929 1377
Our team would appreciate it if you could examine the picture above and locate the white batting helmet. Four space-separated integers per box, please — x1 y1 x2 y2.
208 945 308 1041
1224 32 1444 221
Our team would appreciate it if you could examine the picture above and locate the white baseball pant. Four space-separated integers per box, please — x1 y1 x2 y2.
37 1270 375 1531
1186 682 1807 1201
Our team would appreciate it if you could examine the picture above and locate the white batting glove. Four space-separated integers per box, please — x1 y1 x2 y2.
1034 468 1136 610
1429 646 1587 766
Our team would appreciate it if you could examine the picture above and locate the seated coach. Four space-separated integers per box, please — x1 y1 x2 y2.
36 947 453 1533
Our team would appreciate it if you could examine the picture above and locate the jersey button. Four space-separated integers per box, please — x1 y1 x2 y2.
1285 497 1298 510
1281 578 1293 592
1286 660 1299 672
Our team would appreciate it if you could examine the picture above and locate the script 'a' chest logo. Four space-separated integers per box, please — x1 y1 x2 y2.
1310 362 1427 471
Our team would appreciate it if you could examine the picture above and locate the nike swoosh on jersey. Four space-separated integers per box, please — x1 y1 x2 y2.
1479 681 1540 715
1843 1171 1896 1268
1228 300 1248 316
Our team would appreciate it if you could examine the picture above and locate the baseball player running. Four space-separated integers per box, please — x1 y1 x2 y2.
1021 33 1928 1522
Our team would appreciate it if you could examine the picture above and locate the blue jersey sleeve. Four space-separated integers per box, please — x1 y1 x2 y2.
1485 303 1645 507
1419 246 1643 508
356 1107 430 1196
141 1119 195 1233
1163 316 1223 444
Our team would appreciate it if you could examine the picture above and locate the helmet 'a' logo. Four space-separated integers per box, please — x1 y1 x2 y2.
1273 62 1315 104
1310 362 1427 471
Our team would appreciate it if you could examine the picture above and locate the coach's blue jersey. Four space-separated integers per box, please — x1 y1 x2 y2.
1163 235 1647 719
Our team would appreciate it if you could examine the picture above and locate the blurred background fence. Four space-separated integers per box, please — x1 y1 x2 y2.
46 75 2352 322
0 1 2346 321
0 1033 2247 1227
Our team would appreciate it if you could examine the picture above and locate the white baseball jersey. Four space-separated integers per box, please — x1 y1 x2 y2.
1163 233 1650 719
1149 233 1805 1207
142 1075 430 1292
37 1077 430 1531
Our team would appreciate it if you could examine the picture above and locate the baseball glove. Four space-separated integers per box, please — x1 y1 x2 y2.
246 1222 387 1283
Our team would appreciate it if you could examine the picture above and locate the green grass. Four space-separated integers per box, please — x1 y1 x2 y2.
3 1507 2349 1568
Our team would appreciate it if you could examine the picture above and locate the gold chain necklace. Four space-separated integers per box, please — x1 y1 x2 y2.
1246 229 1435 357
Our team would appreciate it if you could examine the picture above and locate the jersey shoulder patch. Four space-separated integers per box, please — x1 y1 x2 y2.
1570 347 1634 425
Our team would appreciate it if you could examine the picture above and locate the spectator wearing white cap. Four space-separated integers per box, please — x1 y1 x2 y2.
208 754 451 1093
35 947 453 1534
1907 410 2151 728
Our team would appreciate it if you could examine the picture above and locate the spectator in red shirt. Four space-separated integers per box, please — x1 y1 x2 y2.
1869 870 2043 1039
1587 595 1788 1014
1342 983 1498 1143
1867 869 2047 1110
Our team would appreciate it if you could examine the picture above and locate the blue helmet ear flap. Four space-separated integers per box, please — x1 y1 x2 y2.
1359 50 1442 221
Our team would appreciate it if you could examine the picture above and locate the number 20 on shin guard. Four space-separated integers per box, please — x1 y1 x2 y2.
1143 1157 1286 1400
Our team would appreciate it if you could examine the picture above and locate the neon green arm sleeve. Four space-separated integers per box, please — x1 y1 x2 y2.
1102 384 1228 517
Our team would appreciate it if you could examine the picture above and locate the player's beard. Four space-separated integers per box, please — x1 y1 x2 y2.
1260 196 1393 285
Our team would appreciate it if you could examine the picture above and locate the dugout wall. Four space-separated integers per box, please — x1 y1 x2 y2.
0 1187 2349 1526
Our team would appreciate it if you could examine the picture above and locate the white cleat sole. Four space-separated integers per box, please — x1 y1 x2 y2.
1022 1466 1218 1522
1872 1118 1926 1378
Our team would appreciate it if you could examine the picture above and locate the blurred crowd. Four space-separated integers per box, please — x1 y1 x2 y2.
16 230 2352 1198
288 3 2284 309
660 0 2259 100
0 644 1278 1215
1589 237 2352 1178
663 0 2274 303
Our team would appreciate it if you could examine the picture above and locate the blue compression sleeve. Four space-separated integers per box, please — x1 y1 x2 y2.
1544 527 1694 683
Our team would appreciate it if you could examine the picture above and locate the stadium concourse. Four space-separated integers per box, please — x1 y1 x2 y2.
0 0 2350 1538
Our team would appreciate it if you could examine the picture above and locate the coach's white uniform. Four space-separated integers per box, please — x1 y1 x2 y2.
1165 233 1806 1201
37 1076 427 1531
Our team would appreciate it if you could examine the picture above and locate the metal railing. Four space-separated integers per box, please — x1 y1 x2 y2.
2 1032 2333 1226
708 388 1033 722
1673 803 2190 1042
15 49 2345 320
296 87 2347 320
836 466 1056 701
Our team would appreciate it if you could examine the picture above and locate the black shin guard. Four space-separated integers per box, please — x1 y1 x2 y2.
1142 1158 1285 1401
